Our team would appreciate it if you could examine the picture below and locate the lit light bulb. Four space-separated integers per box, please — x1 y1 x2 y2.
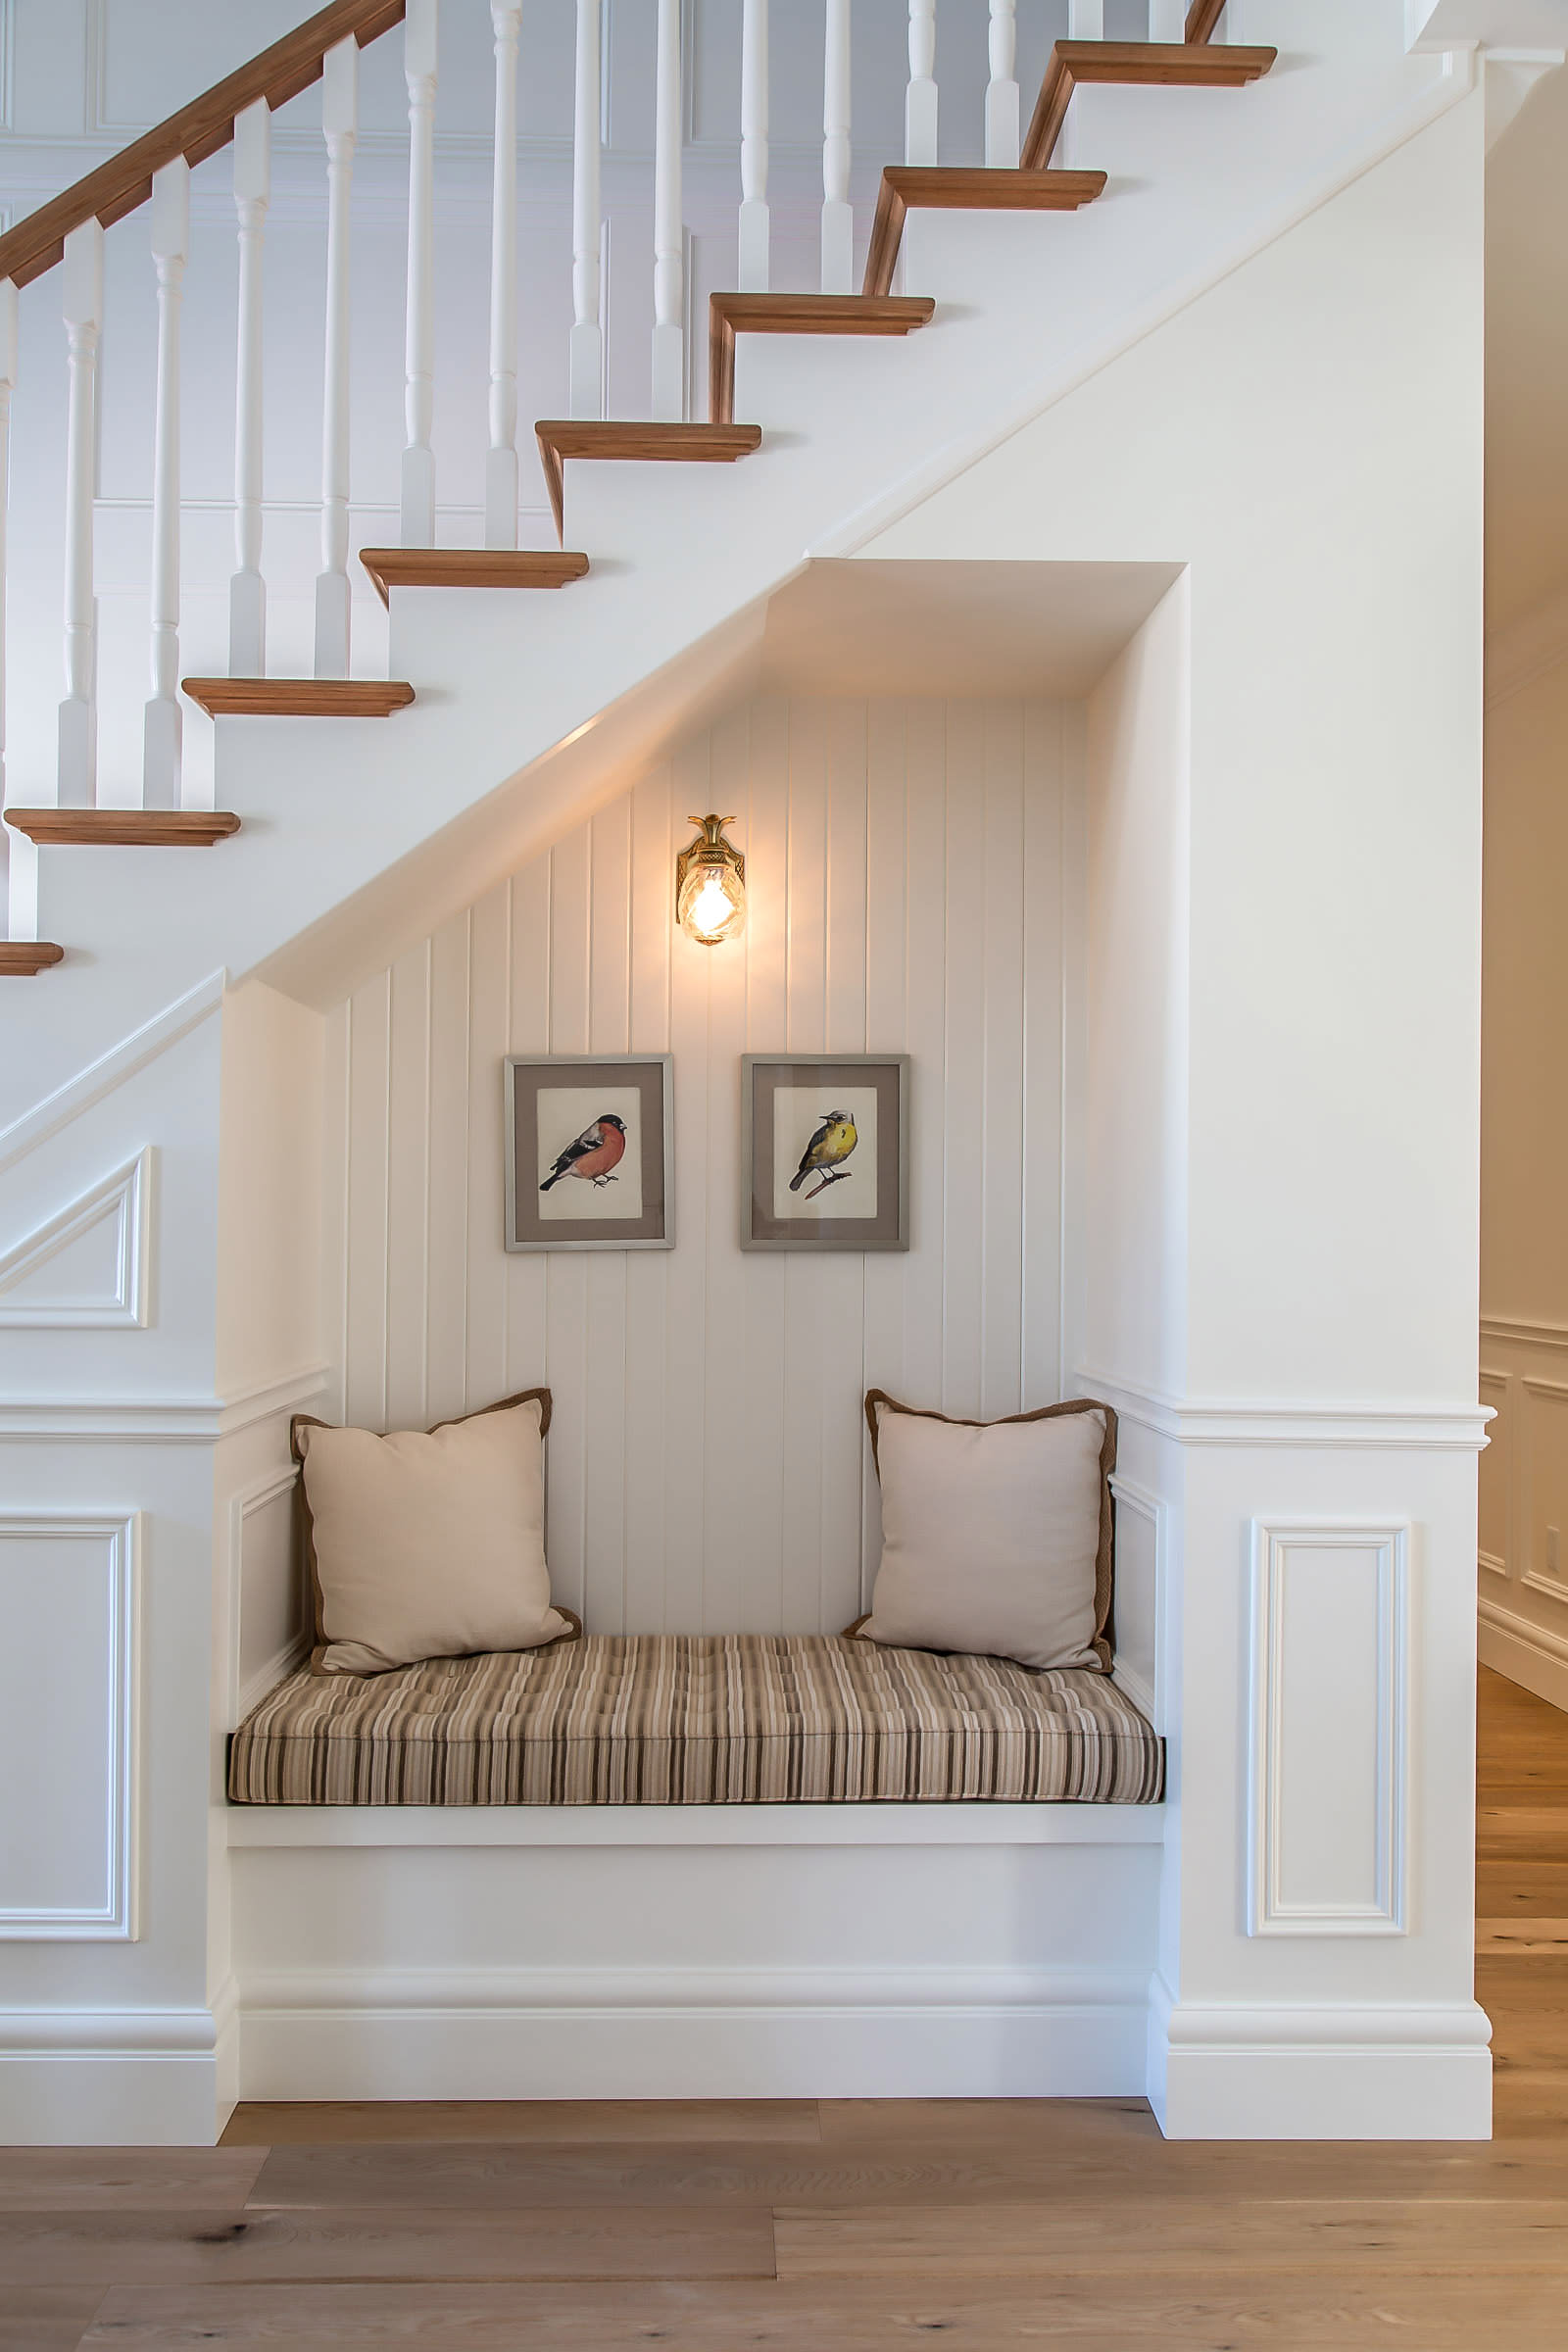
690 874 736 936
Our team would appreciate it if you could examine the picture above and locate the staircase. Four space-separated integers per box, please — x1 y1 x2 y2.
0 1 1463 1103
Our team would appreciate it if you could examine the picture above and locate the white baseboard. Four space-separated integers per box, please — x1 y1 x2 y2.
0 2006 229 2144
238 1965 1151 2102
1479 1594 1568 1714
1149 1988 1494 2139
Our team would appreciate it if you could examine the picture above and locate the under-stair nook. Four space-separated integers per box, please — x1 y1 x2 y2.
0 0 1516 2147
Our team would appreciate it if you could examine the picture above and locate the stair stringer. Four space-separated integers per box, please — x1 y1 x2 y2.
9 2 1476 1121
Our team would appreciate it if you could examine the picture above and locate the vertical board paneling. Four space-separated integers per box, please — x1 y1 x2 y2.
343 972 391 1430
426 910 472 1426
741 698 791 1632
981 701 1026 1421
942 701 986 1420
584 802 632 1631
320 1003 351 1425
1023 702 1066 1407
861 700 908 1602
663 731 715 1630
330 694 1072 1633
781 699 829 1635
466 881 512 1410
545 825 593 1623
701 705 754 1634
623 769 673 1631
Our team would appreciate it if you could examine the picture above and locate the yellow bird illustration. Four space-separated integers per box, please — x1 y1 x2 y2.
790 1108 858 1200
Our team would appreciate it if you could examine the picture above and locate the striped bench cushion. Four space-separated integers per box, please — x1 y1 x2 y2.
227 1634 1163 1805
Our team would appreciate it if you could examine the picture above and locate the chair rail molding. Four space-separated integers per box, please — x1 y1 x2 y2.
1075 1368 1491 1450
0 1509 141 1940
1248 1518 1410 1939
0 1145 152 1328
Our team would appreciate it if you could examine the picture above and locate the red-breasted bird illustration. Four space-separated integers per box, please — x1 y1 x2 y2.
540 1112 628 1191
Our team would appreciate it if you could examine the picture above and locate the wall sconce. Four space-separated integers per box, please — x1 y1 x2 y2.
675 813 747 946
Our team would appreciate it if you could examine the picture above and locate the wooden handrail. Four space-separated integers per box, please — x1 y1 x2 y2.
0 0 405 290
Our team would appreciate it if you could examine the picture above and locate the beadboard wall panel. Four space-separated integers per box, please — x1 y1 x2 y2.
324 694 1078 1635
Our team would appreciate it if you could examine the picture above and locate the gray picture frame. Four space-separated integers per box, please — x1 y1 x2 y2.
505 1054 675 1252
741 1054 910 1251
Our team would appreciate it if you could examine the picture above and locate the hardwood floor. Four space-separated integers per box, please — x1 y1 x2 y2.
3 1664 1564 2348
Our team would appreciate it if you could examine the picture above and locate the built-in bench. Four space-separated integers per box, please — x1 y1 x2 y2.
226 1632 1163 1806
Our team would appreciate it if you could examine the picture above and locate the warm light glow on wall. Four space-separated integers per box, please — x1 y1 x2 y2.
675 813 747 945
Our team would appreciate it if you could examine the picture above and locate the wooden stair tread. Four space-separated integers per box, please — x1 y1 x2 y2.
709 293 935 423
863 168 1106 299
534 419 763 542
2 808 241 847
1024 40 1276 171
0 942 66 975
181 678 416 717
359 548 590 607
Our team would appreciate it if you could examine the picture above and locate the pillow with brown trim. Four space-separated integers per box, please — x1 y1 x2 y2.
848 1390 1116 1673
291 1390 578 1676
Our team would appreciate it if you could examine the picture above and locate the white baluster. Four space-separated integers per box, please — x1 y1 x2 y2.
0 278 15 921
652 0 684 420
316 35 358 678
986 0 1018 167
821 0 853 293
144 158 189 809
906 0 937 167
402 0 438 546
569 0 603 419
1149 0 1187 36
1067 1 1104 34
486 0 522 548
59 220 103 808
739 0 769 293
230 99 270 677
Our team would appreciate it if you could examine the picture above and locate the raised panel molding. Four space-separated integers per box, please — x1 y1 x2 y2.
0 1511 140 1939
0 1148 152 1329
1520 1375 1568 1605
228 1465 308 1723
1249 1519 1410 1939
1478 1366 1511 1581
1107 1472 1164 1731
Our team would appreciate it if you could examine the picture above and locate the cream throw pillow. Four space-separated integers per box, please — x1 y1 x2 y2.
293 1391 572 1676
854 1392 1115 1672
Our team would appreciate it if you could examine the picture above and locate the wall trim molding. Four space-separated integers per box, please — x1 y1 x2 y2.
1482 1315 1568 1353
1108 1470 1167 1733
1248 1520 1410 1940
0 970 224 1180
1077 1369 1490 1450
227 1463 306 1724
235 1963 1152 2101
0 1362 329 1445
0 1147 153 1329
227 1800 1164 1851
0 1511 140 1941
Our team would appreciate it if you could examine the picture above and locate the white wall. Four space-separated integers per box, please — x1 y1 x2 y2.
1085 578 1190 1407
319 691 1079 1638
1478 652 1568 1705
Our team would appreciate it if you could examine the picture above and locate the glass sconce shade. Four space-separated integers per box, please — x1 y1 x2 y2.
676 813 747 945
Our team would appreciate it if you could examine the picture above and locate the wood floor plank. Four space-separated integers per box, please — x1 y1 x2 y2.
815 2095 1157 2146
220 2099 819 2146
246 2131 1568 2211
0 2147 266 2211
0 2285 106 2351
0 2204 776 2286
772 2197 1568 2278
1478 1917 1568 1953
77 2275 1568 2349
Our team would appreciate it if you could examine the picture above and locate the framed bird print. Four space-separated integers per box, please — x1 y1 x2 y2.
504 1054 674 1251
741 1054 910 1251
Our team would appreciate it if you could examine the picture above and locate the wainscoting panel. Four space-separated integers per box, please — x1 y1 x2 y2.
1249 1519 1409 1937
0 1512 139 1938
1477 1320 1568 1710
326 695 1077 1636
